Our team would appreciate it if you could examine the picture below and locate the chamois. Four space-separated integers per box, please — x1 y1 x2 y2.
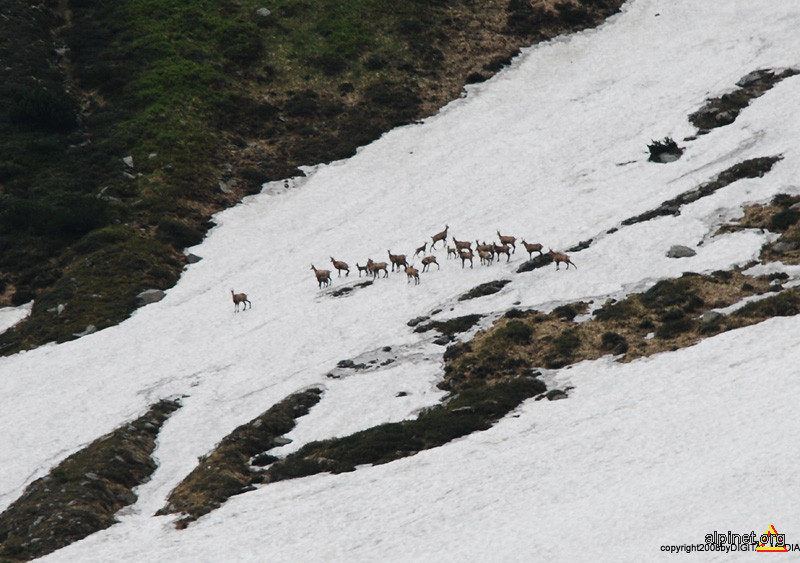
356 262 370 277
452 236 472 251
478 249 494 266
421 255 439 272
231 290 251 312
388 250 409 272
431 225 449 249
521 240 544 260
366 258 389 279
497 230 516 253
405 264 420 285
476 240 495 257
459 248 474 269
548 249 577 270
493 243 511 263
414 242 427 257
330 257 350 277
447 246 459 260
311 265 332 288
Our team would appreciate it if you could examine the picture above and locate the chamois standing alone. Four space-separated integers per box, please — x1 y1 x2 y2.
231 290 251 312
330 257 350 277
311 265 332 288
548 249 577 270
414 242 427 257
431 225 449 250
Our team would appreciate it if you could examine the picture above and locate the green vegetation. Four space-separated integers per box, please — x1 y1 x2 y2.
0 400 180 562
159 389 322 528
0 0 625 354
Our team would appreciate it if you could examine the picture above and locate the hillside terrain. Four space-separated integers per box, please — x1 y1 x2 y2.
2 1 800 561
0 0 622 353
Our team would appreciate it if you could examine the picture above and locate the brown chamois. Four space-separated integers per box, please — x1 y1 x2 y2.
231 290 251 312
355 262 370 277
421 255 439 272
459 248 474 269
497 230 516 253
330 257 350 277
311 265 332 288
548 249 577 270
405 264 420 285
414 242 427 257
521 240 544 260
366 258 389 279
387 250 409 272
447 246 459 260
476 240 495 256
431 225 449 250
493 243 511 262
452 236 472 251
478 249 494 266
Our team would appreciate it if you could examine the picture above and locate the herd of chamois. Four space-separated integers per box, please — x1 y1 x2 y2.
232 226 575 311
308 225 576 292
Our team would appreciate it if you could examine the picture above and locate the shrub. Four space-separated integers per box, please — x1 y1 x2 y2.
218 23 264 65
593 298 638 321
8 87 78 132
640 278 694 310
647 137 683 162
0 195 108 238
771 194 800 208
555 1 593 25
655 309 694 339
600 331 628 355
552 304 578 320
156 218 204 249
494 320 533 345
770 208 800 231
734 290 800 318
553 328 581 356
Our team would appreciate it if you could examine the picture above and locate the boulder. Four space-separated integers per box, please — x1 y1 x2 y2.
772 241 799 254
137 289 166 306
666 245 697 258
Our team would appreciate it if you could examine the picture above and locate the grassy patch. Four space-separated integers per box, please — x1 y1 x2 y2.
158 389 322 527
264 376 545 482
0 0 625 353
0 399 180 562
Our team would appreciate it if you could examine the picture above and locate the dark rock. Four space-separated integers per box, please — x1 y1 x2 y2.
517 254 553 272
407 316 429 327
458 279 511 301
772 241 799 254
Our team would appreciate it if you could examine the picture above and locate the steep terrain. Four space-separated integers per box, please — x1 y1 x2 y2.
2 1 800 561
0 0 623 353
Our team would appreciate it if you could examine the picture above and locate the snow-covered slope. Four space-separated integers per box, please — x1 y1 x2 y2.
2 0 799 560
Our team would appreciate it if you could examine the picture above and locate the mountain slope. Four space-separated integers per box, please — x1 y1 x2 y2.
1 0 800 560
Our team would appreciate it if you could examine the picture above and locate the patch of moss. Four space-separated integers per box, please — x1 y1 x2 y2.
159 389 322 527
0 399 180 562
265 376 545 482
